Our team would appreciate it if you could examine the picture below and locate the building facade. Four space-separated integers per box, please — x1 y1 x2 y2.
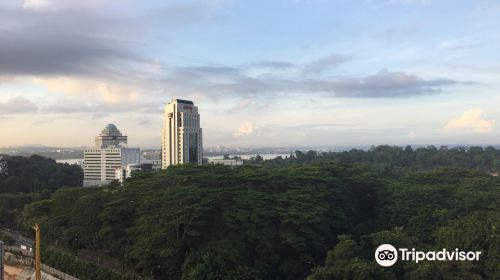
161 99 203 168
115 163 154 184
95 124 128 148
83 124 140 187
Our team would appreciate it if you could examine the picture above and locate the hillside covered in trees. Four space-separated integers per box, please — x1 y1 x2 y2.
0 154 83 193
17 156 500 280
0 155 82 230
252 145 500 173
1 148 500 279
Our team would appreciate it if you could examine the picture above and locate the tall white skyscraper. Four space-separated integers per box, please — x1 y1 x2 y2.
83 124 140 187
161 99 203 168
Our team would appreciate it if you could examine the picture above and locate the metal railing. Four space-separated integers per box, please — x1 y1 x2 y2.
4 245 33 257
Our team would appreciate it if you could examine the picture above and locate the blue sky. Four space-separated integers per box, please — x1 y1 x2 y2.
0 0 499 148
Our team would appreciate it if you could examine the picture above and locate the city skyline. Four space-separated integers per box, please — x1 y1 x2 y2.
1 0 500 148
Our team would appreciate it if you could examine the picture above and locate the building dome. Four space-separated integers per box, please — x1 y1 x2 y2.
105 123 118 130
100 123 122 136
95 123 128 148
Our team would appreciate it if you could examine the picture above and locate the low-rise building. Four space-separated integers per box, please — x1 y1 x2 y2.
142 159 162 170
115 163 154 184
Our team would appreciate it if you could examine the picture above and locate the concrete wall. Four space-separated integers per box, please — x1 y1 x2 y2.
4 246 79 280
42 264 79 280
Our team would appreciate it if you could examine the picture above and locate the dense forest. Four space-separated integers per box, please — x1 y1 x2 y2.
1 147 500 279
19 161 500 279
0 155 82 231
250 145 500 173
0 154 83 193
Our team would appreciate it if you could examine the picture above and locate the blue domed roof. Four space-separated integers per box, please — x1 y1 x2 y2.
100 123 122 136
105 124 117 130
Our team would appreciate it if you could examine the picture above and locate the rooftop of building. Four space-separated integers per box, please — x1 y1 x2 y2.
99 123 124 136
105 123 117 130
172 99 194 105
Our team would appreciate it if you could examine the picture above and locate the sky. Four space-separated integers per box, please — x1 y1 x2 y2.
0 0 499 148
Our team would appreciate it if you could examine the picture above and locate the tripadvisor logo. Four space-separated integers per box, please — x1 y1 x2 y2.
375 244 398 267
374 244 482 267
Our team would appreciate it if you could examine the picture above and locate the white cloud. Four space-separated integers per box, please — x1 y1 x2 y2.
23 0 52 9
0 97 39 115
32 77 143 105
408 131 416 139
233 121 254 137
436 36 478 51
444 108 495 133
24 77 163 115
230 99 254 111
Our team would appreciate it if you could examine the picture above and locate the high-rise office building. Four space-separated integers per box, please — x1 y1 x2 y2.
161 99 203 168
83 124 140 186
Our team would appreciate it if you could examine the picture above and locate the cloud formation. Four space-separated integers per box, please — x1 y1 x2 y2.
445 108 495 133
45 98 162 114
0 5 144 78
164 65 467 99
0 0 480 122
305 54 352 74
324 69 461 97
0 97 39 115
19 56 465 116
0 0 221 81
233 121 254 137
23 0 51 9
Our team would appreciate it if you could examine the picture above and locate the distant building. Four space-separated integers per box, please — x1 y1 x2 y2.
115 168 125 183
142 159 162 170
211 159 244 166
95 124 128 148
115 163 154 184
83 124 140 187
56 159 84 167
161 99 203 168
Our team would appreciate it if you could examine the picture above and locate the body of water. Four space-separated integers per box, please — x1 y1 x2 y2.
56 154 291 165
206 153 291 161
